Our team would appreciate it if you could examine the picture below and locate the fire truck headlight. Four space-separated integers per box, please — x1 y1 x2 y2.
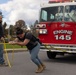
39 29 47 34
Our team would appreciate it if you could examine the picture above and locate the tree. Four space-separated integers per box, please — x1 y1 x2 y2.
32 20 39 37
34 20 38 26
9 25 14 36
15 20 27 29
30 24 38 37
3 22 7 36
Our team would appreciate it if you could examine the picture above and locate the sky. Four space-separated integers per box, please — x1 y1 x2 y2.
0 0 48 28
0 0 9 4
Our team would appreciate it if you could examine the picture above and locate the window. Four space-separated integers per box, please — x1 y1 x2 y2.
41 10 47 21
65 5 76 22
40 6 64 22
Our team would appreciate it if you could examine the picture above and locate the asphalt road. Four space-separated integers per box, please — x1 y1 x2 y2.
1 51 76 75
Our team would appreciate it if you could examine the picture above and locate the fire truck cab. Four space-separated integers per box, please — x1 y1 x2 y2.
36 0 76 59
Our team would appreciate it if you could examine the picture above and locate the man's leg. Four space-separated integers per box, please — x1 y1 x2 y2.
0 44 5 64
30 43 44 73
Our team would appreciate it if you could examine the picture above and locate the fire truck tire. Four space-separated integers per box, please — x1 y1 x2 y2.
47 51 57 59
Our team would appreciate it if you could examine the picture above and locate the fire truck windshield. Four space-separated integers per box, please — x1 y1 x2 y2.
65 5 76 22
40 5 76 22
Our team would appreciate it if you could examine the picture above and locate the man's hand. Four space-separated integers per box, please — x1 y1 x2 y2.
9 41 17 45
0 37 4 41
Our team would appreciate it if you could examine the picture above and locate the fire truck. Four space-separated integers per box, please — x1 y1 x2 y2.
35 0 76 59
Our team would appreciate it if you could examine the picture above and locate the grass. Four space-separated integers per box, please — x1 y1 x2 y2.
4 44 26 49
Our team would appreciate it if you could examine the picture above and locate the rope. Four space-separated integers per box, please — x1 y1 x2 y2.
44 44 52 51
12 45 14 65
44 44 66 52
3 40 12 68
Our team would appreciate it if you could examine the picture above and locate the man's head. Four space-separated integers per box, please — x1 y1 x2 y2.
0 15 2 23
0 11 3 23
16 28 24 38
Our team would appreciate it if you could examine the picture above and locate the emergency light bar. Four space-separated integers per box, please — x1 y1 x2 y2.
49 0 75 3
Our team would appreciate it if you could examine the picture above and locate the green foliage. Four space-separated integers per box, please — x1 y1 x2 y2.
5 44 26 49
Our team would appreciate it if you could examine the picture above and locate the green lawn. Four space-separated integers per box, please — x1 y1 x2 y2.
5 44 26 49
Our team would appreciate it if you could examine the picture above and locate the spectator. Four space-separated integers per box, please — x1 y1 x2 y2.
0 12 8 66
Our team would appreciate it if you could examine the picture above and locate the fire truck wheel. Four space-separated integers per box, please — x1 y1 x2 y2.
47 51 57 59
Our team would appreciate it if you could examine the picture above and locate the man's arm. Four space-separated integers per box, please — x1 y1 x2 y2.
0 25 4 38
9 38 19 44
16 39 30 46
9 38 30 46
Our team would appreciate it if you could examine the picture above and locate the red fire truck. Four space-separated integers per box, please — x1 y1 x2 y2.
35 0 76 59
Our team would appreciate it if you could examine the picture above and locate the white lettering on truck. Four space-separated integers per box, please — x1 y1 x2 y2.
53 30 73 40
